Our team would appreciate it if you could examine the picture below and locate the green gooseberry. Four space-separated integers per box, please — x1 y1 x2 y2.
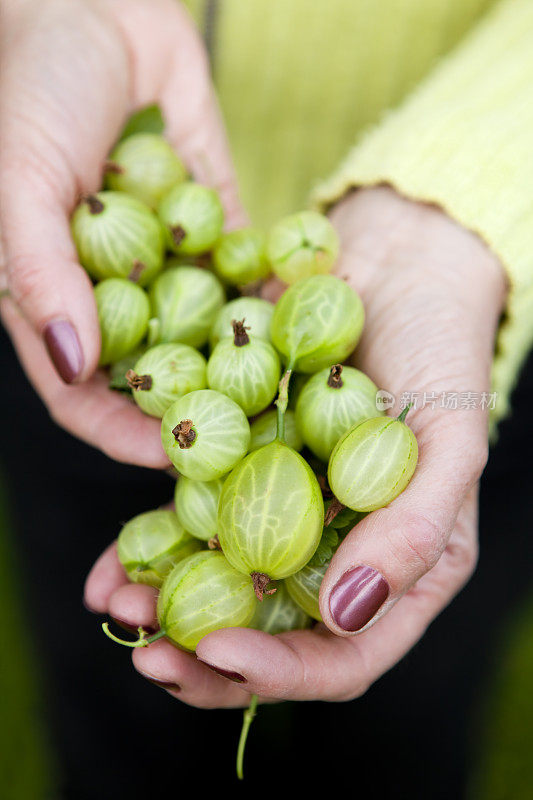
158 182 224 255
212 228 269 287
150 264 225 348
285 560 327 621
161 389 250 481
218 440 324 589
95 278 150 366
209 297 274 350
288 372 309 410
105 133 187 209
270 274 364 373
295 364 383 462
174 475 224 542
207 320 281 417
157 551 256 651
249 408 302 452
250 581 310 634
117 509 202 589
126 343 207 418
71 192 164 285
328 408 418 512
267 210 339 284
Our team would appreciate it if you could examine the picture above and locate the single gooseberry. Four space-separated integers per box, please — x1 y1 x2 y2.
174 475 225 542
127 343 207 418
212 228 269 287
249 408 303 452
117 509 202 588
161 389 250 481
150 264 225 348
105 133 187 209
250 581 310 634
207 320 281 417
328 407 418 512
158 182 224 255
285 525 341 620
94 278 150 366
267 210 339 284
209 297 274 350
270 274 364 373
71 191 164 285
217 440 324 591
156 551 256 651
295 364 383 462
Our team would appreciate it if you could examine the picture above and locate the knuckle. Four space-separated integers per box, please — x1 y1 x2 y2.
390 513 445 575
7 254 48 311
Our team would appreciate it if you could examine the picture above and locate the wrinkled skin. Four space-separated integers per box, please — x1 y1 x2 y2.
1 1 506 708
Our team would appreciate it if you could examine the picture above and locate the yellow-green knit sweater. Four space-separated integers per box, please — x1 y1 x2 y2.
185 0 533 426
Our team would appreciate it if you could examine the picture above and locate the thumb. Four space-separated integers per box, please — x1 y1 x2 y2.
320 406 488 634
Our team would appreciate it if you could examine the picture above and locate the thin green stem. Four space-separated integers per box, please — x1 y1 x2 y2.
236 693 258 780
275 361 294 444
102 622 167 648
397 403 413 424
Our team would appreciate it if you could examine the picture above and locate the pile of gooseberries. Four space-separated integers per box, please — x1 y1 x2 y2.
75 114 418 780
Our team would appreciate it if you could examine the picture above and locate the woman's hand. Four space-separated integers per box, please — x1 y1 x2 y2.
0 0 244 468
85 186 506 707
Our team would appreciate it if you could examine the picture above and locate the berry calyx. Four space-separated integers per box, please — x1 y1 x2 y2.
251 572 277 602
83 194 104 214
126 370 152 391
327 364 344 388
172 419 196 448
232 319 250 347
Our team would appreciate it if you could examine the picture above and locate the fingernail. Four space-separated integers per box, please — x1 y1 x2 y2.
139 673 181 693
329 565 390 632
43 319 83 383
197 659 246 683
111 617 156 636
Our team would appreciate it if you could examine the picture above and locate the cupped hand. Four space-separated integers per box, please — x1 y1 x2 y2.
0 0 244 467
85 186 506 706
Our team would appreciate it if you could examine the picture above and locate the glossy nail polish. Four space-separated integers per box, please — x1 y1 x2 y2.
197 659 246 683
329 565 389 632
43 319 83 383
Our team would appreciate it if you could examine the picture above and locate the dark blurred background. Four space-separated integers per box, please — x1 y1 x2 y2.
1 320 532 800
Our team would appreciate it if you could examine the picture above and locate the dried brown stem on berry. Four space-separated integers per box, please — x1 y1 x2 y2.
104 160 124 175
324 497 345 526
317 474 333 499
126 370 152 392
208 535 221 551
172 419 196 449
128 260 146 283
232 319 250 347
83 195 104 215
170 225 186 246
251 572 277 602
327 364 344 388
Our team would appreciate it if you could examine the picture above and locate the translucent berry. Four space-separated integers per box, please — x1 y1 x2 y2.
212 228 269 286
94 278 150 366
267 210 339 284
249 408 302 452
158 182 224 255
210 297 274 350
250 582 310 634
174 475 224 542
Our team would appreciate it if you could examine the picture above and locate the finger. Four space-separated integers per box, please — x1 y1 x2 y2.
84 542 128 613
196 498 477 701
110 0 248 228
108 583 159 632
131 638 253 708
2 297 169 468
320 409 486 635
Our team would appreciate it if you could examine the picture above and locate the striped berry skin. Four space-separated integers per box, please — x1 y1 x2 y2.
94 278 150 366
150 265 225 349
161 390 250 481
270 274 364 373
286 560 328 622
213 228 269 287
129 343 207 418
249 409 303 453
157 551 256 652
267 210 339 284
218 441 324 581
158 182 224 255
117 510 202 589
174 476 225 542
295 365 383 462
105 133 186 209
328 415 418 513
71 191 164 286
250 582 310 634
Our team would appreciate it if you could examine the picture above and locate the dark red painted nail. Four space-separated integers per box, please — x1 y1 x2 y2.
43 319 83 383
329 565 389 632
197 659 246 683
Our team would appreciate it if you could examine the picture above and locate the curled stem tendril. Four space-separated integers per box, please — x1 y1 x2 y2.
236 693 258 780
102 622 167 648
275 362 294 443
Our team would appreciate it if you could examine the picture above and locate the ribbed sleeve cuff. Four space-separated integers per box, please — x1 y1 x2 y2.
313 0 533 429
